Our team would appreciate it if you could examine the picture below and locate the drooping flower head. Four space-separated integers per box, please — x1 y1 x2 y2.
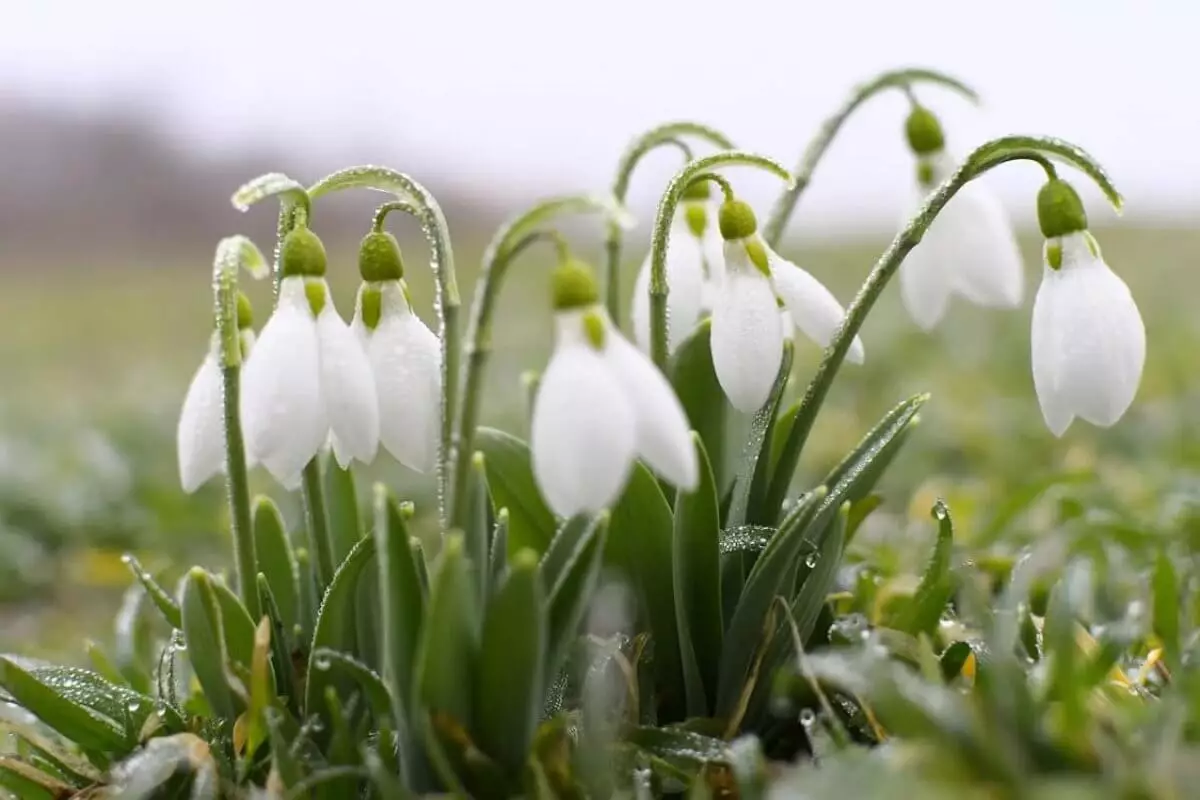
631 179 724 354
240 225 379 488
899 105 1024 330
348 229 441 473
177 292 257 493
1030 178 1145 436
710 198 864 413
532 259 698 517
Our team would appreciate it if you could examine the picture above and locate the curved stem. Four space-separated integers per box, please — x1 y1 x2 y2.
647 151 793 370
762 134 1123 521
762 67 979 248
211 236 269 620
452 194 631 528
308 167 461 531
372 200 422 232
231 173 312 296
689 172 736 203
605 121 735 323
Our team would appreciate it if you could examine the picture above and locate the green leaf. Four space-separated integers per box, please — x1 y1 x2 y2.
180 569 239 723
626 725 732 771
0 757 71 800
474 427 557 555
940 641 973 682
365 747 417 800
305 535 378 718
465 452 493 611
608 461 684 721
490 509 510 590
296 547 320 641
256 576 298 716
545 516 608 678
767 401 801 478
892 500 956 637
540 514 598 591
266 708 307 789
1154 549 1181 667
210 579 258 674
254 496 300 634
728 341 795 527
673 434 722 717
416 533 480 728
311 649 394 729
86 641 129 688
787 507 847 646
0 659 128 754
112 586 154 695
121 554 182 630
822 394 927 502
476 550 546 773
324 454 363 567
669 319 732 492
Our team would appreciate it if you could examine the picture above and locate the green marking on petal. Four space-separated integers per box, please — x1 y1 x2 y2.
582 310 606 350
361 285 383 330
916 160 935 188
1084 230 1102 259
236 291 254 330
744 238 771 277
1045 240 1063 270
305 279 327 316
684 202 708 239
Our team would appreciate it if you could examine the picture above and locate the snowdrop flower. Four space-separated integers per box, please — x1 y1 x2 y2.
631 180 724 353
347 230 441 473
710 199 864 413
176 292 257 493
240 226 379 488
1030 178 1145 436
898 106 1023 330
532 259 698 517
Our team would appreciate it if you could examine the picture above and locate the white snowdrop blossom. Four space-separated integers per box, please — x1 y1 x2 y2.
240 228 379 488
1030 181 1145 436
348 231 441 473
176 295 257 493
710 200 864 413
898 107 1023 330
631 188 724 354
532 262 698 517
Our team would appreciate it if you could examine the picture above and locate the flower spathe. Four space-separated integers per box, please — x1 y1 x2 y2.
710 201 864 413
349 280 441 473
532 263 698 517
899 149 1024 330
1031 231 1145 436
241 275 379 488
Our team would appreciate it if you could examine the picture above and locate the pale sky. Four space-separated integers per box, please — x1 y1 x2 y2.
3 0 1198 234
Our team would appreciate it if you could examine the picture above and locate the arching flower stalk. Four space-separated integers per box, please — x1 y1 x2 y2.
1031 178 1145 435
898 104 1023 329
532 260 697 516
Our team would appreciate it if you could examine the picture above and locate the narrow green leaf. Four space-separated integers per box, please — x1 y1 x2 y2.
180 569 238 723
121 555 182 630
729 341 795 527
416 534 480 728
767 401 801 478
364 747 417 800
305 535 378 718
210 579 258 674
265 708 307 789
311 649 394 729
254 496 300 634
940 641 973 681
256 576 298 715
545 516 608 678
541 514 598 591
821 394 927 503
86 641 129 688
673 434 722 717
0 758 69 800
0 659 127 753
787 507 847 646
669 320 732 492
1154 549 1181 667
476 550 546 773
892 500 956 637
324 455 363 567
295 547 320 640
490 508 510 590
356 563 382 674
474 427 557 555
113 585 154 694
465 452 493 611
607 461 685 721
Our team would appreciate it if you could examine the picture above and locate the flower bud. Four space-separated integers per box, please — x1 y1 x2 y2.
1037 179 1088 239
279 226 327 278
551 259 599 311
904 107 945 156
718 199 758 241
236 291 254 330
358 231 405 282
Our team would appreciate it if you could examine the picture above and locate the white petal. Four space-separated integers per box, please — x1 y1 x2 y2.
240 277 327 485
318 298 380 468
711 242 784 412
532 326 637 517
630 255 653 353
177 351 225 493
630 217 707 353
603 328 698 490
939 184 1024 308
899 214 953 331
1031 234 1145 436
368 285 442 473
767 248 864 364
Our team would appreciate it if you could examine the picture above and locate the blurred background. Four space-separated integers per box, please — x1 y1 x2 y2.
1 0 1198 656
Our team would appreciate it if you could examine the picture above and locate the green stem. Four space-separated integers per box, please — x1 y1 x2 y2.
646 151 793 370
604 122 735 325
301 458 335 588
452 194 630 528
761 67 979 248
308 167 461 532
761 135 1123 521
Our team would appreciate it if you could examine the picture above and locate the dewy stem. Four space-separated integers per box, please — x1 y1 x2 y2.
604 122 735 325
762 135 1123 521
211 236 269 620
308 167 460 532
301 458 335 587
646 150 793 370
452 194 631 529
761 67 979 248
